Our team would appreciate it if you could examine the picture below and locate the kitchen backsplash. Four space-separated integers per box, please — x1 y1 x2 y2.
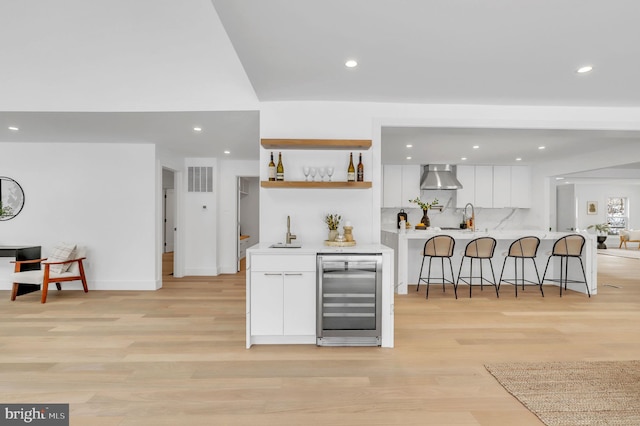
381 206 536 231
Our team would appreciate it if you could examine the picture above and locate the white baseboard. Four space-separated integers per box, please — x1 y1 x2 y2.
0 280 161 291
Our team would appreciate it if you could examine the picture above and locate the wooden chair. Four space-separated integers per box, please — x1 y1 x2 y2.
10 245 88 303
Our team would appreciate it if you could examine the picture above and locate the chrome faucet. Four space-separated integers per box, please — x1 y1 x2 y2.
464 203 475 232
286 215 297 244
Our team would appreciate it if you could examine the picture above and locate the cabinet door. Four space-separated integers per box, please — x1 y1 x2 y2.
455 165 476 207
382 165 402 207
250 272 284 335
474 166 494 208
510 166 531 208
401 165 421 205
283 272 316 335
492 166 511 208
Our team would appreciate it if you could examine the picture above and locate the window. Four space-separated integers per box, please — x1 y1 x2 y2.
607 197 627 235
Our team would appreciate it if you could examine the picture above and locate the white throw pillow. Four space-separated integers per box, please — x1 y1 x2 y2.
46 243 77 274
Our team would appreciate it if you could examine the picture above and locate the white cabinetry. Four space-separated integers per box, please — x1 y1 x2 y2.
492 166 511 208
474 166 494 208
455 165 475 207
456 165 531 208
510 166 532 208
248 254 316 346
382 165 421 207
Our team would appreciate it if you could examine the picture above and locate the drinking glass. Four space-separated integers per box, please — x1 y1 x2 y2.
303 166 310 181
327 167 334 181
318 167 325 181
309 167 317 181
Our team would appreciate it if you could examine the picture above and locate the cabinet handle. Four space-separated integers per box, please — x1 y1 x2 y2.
263 273 283 276
284 273 303 276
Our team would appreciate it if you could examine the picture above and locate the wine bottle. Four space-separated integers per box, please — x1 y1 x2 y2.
357 153 364 182
268 152 276 181
347 152 355 182
276 152 284 181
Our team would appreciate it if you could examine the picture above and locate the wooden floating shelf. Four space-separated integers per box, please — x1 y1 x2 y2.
261 139 372 150
261 181 372 189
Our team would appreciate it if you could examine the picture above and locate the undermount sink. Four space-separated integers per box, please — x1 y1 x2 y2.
269 243 302 248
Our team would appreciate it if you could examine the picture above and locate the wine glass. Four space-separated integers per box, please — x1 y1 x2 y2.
318 167 325 182
326 167 334 181
309 167 317 182
303 166 310 181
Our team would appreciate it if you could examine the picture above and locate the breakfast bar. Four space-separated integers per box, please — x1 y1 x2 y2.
382 228 597 296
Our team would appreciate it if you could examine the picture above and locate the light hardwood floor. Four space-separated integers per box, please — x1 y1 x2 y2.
2 253 640 425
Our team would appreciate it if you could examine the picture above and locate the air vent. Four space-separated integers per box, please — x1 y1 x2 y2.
187 166 213 193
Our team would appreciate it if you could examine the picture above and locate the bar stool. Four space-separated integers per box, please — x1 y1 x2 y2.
541 234 590 297
417 235 457 299
498 236 544 297
457 237 499 298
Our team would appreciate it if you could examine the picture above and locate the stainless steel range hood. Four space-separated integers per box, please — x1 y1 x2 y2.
420 164 463 190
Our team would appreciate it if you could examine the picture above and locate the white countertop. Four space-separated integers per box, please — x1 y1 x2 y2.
382 226 595 241
247 242 393 255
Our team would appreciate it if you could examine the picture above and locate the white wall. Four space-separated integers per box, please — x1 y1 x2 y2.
217 159 260 274
0 143 157 290
183 158 218 275
259 101 640 245
575 183 640 231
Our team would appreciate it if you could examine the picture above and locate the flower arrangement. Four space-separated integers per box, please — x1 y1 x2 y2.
409 197 439 210
324 213 342 230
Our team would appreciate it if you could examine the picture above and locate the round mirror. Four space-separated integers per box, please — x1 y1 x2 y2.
0 177 25 221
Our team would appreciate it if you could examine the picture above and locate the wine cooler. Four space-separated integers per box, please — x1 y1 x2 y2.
316 253 383 346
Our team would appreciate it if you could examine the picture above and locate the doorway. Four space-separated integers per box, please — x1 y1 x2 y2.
163 168 176 276
237 176 259 272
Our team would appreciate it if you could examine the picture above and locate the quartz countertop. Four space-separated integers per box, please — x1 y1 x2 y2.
381 226 594 240
247 242 393 255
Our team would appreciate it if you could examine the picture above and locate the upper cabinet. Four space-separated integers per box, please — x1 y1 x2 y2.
260 139 372 189
382 165 421 208
455 165 531 208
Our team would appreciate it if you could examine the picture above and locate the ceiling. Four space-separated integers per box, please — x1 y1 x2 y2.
0 111 260 160
212 0 640 107
2 1 640 169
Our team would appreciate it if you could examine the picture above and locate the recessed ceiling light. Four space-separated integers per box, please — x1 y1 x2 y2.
461 157 467 161
406 144 413 148
556 177 565 180
473 145 479 149
406 156 412 160
538 146 545 150
515 157 522 161
224 150 230 155
193 127 202 132
8 126 19 131
577 65 593 74
345 59 358 68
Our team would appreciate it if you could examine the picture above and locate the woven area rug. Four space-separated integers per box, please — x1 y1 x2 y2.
598 248 640 259
485 361 640 425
